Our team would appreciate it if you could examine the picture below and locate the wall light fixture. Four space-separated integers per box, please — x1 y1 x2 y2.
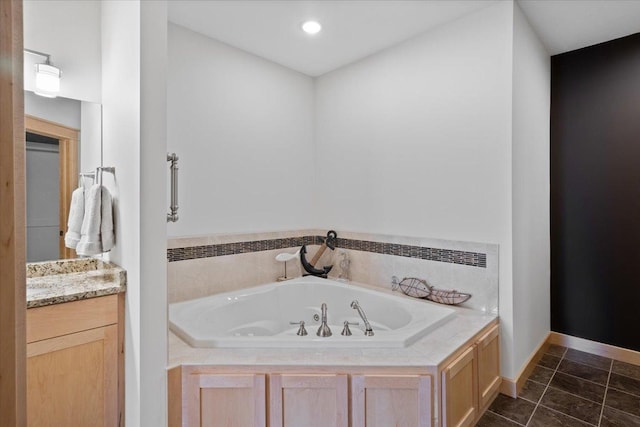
25 49 61 98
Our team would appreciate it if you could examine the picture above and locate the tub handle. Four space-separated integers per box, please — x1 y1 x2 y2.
341 321 359 336
289 321 308 336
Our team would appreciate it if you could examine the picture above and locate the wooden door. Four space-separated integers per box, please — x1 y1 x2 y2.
269 374 348 427
26 325 118 427
352 374 432 427
476 325 501 409
442 346 477 427
184 373 266 427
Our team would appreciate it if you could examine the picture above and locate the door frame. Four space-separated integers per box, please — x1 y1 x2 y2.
26 115 79 259
0 0 26 424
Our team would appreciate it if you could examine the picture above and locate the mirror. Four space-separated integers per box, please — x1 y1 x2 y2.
23 0 102 264
24 92 102 263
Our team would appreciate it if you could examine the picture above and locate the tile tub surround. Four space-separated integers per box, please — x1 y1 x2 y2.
168 229 498 313
27 258 127 308
475 345 640 426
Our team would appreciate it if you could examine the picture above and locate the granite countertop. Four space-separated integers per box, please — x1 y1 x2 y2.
169 280 498 369
27 258 127 309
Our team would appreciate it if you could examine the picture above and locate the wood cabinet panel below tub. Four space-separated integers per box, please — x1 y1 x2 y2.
168 321 500 427
476 324 501 410
184 373 266 427
351 374 432 427
269 374 348 427
442 346 478 427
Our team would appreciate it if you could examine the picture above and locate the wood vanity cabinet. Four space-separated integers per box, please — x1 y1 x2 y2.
26 294 124 427
441 322 500 427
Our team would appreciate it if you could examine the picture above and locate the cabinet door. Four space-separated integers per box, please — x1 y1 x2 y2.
352 375 432 427
27 325 118 427
476 324 501 409
269 374 348 427
442 346 477 427
184 373 266 427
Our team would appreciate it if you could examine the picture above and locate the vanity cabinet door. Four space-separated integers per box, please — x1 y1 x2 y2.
351 374 432 427
26 295 122 427
184 373 266 427
26 324 118 427
476 324 501 410
269 374 348 427
441 346 477 427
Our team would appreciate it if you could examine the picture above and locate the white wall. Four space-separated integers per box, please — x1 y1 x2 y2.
24 0 102 103
167 23 315 237
511 2 551 377
139 2 168 426
101 2 141 424
80 101 102 173
315 2 519 376
102 1 168 425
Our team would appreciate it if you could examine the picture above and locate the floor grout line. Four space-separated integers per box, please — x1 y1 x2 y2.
597 359 613 427
543 383 606 406
537 403 599 426
552 369 608 388
487 409 526 426
562 358 612 373
525 347 567 427
607 385 640 398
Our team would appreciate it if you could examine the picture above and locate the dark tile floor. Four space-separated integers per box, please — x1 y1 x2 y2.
476 345 640 426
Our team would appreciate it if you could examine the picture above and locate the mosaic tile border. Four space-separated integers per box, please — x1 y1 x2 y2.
168 235 487 268
334 238 486 268
167 236 322 262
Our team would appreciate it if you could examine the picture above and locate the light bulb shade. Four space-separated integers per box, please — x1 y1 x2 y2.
302 21 322 35
34 63 61 98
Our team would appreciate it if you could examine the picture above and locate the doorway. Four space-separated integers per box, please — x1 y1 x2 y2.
25 115 79 260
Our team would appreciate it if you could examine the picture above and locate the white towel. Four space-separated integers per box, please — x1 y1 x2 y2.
64 187 85 249
76 184 104 256
101 186 114 252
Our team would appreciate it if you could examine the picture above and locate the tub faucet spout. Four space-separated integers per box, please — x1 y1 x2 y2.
317 303 332 337
351 300 374 336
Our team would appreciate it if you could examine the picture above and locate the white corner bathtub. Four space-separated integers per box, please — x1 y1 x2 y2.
169 276 455 348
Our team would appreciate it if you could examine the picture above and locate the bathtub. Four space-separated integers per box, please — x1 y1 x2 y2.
169 276 456 348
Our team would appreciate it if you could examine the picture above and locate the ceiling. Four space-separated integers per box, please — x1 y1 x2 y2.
519 0 640 55
168 1 497 77
168 0 640 77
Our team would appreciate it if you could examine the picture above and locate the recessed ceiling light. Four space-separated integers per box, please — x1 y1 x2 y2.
302 21 322 35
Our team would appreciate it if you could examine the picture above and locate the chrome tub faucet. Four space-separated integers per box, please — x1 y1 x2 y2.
316 303 332 337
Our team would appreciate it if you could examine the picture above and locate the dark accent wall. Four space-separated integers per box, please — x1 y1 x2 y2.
551 33 640 351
